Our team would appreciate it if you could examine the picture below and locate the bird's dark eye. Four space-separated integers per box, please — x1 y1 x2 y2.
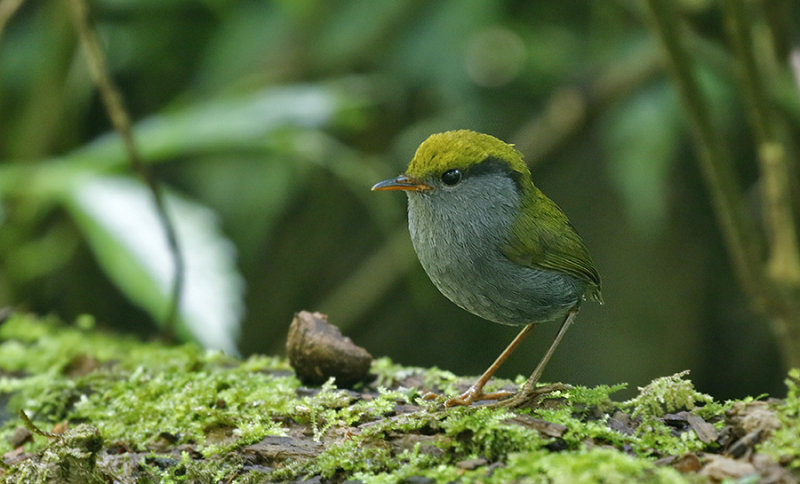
441 169 462 186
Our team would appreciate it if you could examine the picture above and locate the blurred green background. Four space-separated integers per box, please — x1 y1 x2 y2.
1 0 797 400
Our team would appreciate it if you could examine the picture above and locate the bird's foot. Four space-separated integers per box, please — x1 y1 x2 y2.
488 382 571 409
444 385 513 407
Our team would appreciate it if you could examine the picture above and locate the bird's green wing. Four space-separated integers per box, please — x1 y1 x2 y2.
501 188 603 303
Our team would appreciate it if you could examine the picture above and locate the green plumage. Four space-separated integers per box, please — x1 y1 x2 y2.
504 185 603 303
407 130 603 304
407 130 530 180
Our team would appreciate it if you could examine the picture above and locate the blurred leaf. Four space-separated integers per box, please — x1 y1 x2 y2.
604 81 681 235
62 175 243 354
313 0 415 71
388 1 499 92
5 222 78 281
64 83 367 169
194 2 295 90
0 82 368 196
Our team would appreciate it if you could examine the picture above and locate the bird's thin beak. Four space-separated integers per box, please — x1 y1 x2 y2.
371 175 432 192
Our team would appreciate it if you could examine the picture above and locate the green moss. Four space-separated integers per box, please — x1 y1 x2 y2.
3 424 106 484
439 405 544 460
606 372 729 458
493 447 690 484
624 370 714 418
632 415 706 457
533 404 627 451
302 438 394 479
370 356 462 397
759 368 800 468
0 313 297 463
351 456 463 484
70 355 294 454
0 313 795 482
133 450 232 484
567 382 627 408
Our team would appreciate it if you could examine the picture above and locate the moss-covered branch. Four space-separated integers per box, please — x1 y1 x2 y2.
0 314 798 483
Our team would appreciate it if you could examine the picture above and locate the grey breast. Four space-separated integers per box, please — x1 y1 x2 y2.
407 171 583 326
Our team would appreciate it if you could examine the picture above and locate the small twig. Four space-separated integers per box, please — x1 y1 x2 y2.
65 0 184 338
0 0 25 44
19 410 59 439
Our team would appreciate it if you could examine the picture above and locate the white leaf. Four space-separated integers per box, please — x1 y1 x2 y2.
64 175 243 354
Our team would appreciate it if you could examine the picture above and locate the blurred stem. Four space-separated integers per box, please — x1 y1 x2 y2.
720 0 800 285
646 0 800 370
66 0 183 339
0 0 24 43
760 144 800 284
719 1 772 142
645 0 763 295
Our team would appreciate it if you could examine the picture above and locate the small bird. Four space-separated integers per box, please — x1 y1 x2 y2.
372 130 602 407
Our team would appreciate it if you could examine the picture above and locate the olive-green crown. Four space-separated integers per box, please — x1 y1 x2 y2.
406 130 530 179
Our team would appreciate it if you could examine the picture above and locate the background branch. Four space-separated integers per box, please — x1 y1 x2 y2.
646 0 800 369
721 0 800 287
66 0 184 338
645 0 764 297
